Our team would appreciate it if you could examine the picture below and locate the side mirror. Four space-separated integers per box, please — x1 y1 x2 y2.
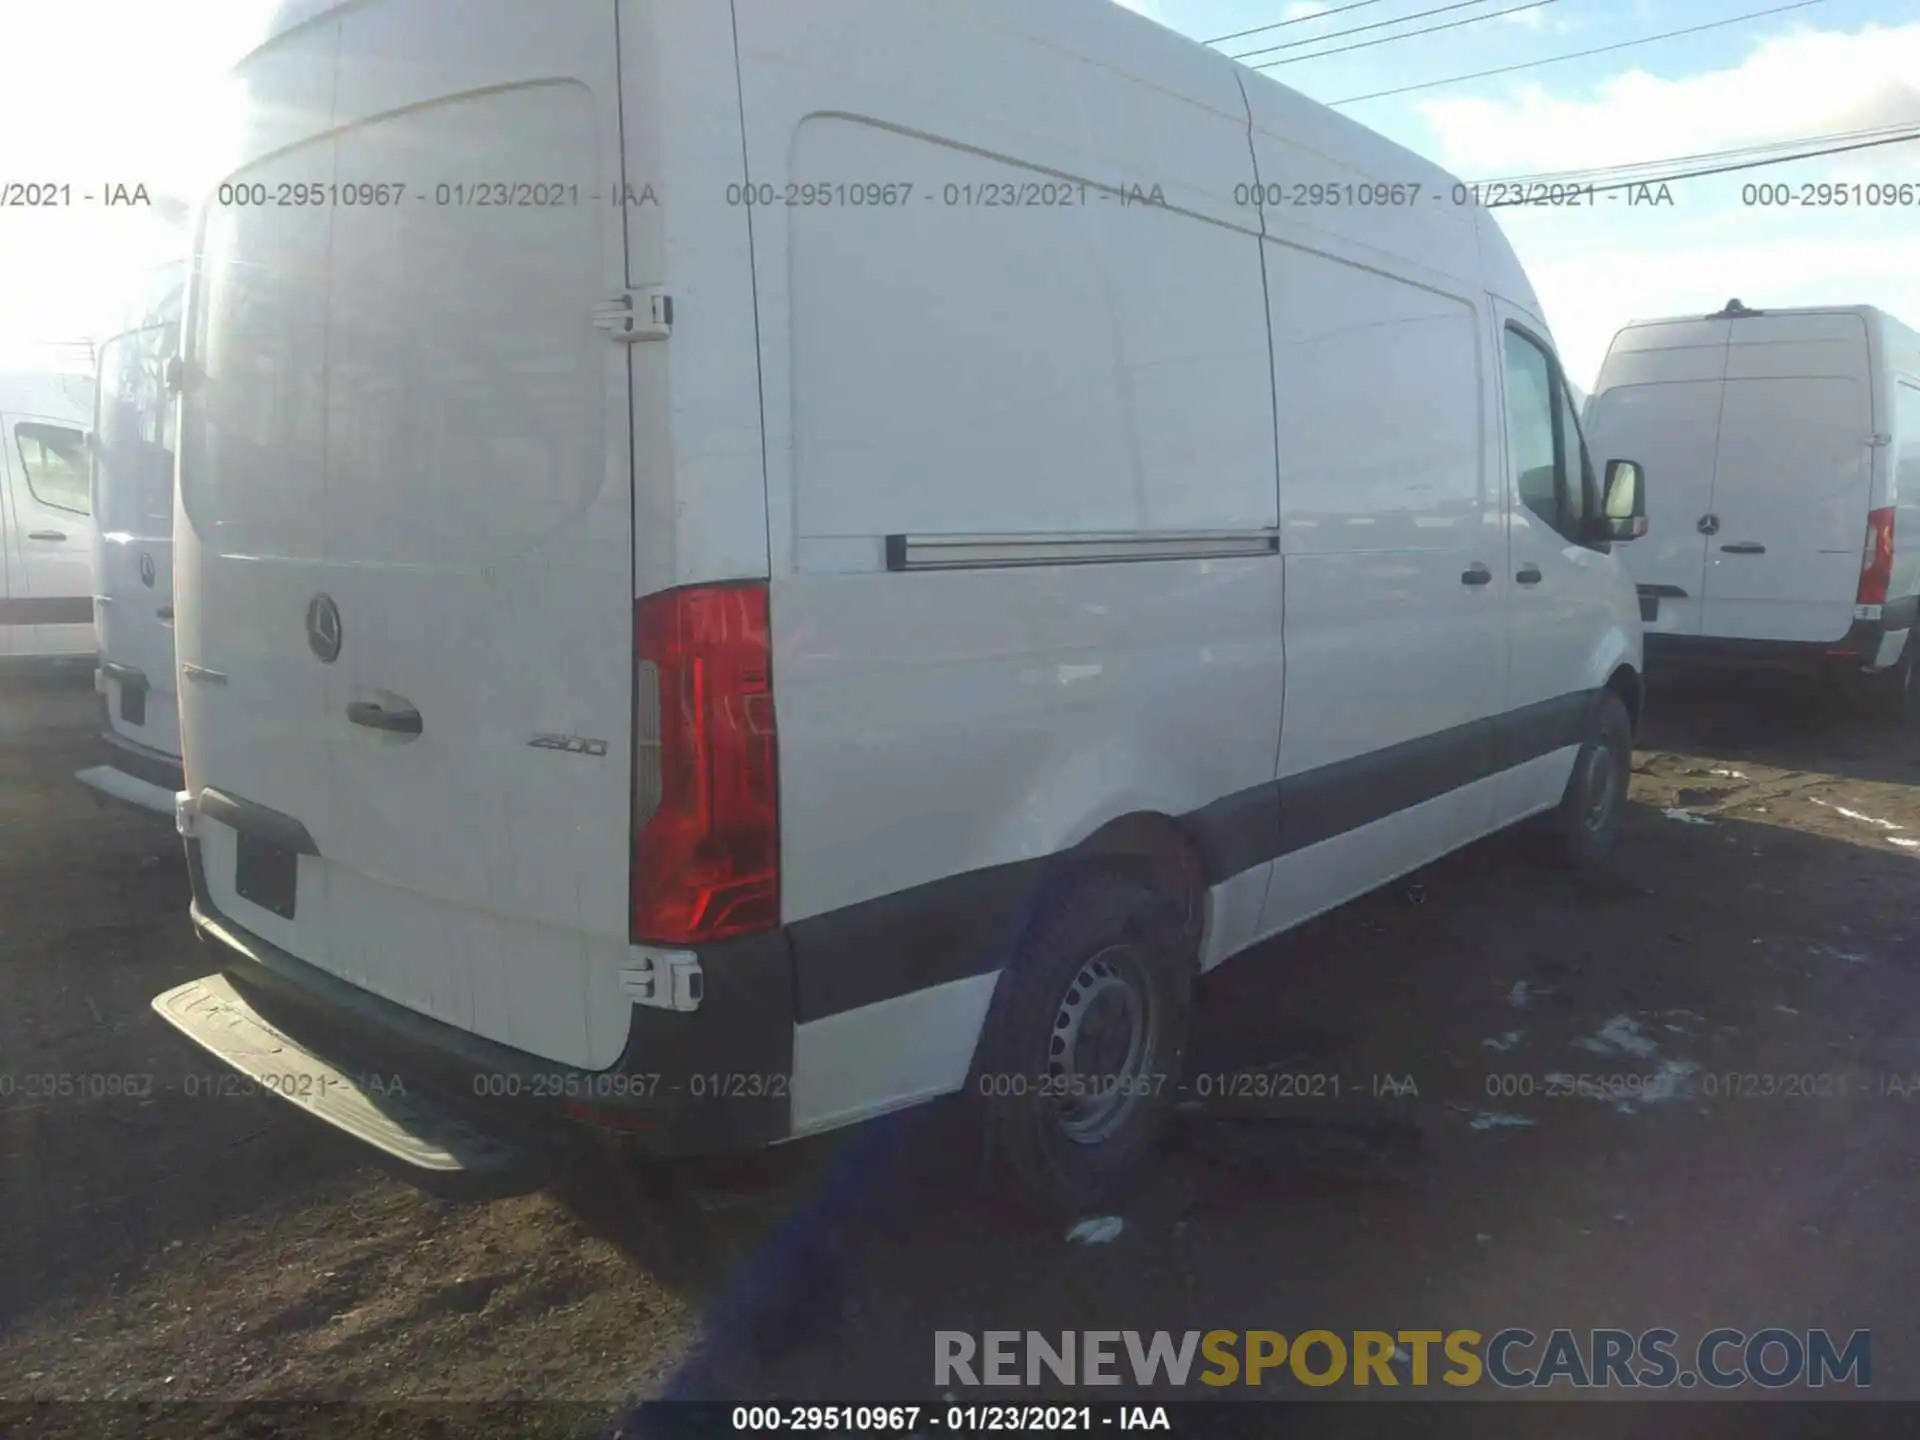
1599 458 1647 541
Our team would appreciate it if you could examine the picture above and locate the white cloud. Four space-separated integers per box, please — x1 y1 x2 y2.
1412 23 1920 389
1419 23 1920 178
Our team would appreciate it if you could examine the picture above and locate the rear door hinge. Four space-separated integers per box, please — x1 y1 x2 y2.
594 287 672 343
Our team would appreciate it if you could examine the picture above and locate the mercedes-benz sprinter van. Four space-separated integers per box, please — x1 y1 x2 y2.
154 0 1648 1212
1588 300 1920 717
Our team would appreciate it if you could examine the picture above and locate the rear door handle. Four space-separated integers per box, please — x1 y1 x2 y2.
1516 566 1543 586
1461 563 1493 586
347 699 423 735
28 530 66 541
1719 542 1766 554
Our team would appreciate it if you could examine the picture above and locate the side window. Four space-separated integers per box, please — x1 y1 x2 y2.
15 423 92 516
1502 328 1561 532
1557 379 1593 529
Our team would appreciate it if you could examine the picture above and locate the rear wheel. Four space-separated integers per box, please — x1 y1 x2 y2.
1549 692 1633 870
970 862 1196 1217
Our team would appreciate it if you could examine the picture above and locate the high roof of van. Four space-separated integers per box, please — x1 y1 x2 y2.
231 0 1545 327
1614 303 1919 345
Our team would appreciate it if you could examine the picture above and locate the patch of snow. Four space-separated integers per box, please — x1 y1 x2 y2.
1468 1112 1537 1131
1066 1216 1124 1245
1577 1014 1660 1059
1808 797 1904 830
1662 808 1715 826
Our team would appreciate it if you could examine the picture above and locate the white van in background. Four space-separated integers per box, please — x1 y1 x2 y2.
154 0 1647 1212
1587 300 1920 717
76 266 188 814
0 371 97 668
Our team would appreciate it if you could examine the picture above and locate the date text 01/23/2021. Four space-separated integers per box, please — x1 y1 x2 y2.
972 1071 1419 1102
726 1405 1171 1432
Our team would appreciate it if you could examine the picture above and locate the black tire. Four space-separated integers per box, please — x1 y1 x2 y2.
969 860 1196 1218
1549 691 1632 869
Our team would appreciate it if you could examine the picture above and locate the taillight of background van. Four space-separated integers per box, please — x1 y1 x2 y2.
631 583 779 944
1858 507 1896 608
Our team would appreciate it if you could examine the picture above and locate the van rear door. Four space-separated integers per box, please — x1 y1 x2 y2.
1699 312 1875 643
95 322 181 754
178 0 635 1070
1586 318 1731 636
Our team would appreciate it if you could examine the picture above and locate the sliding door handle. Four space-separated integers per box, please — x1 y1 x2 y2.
28 530 66 541
1461 563 1493 586
347 699 423 735
1516 565 1543 586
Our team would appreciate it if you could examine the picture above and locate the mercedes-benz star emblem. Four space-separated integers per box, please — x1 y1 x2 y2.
138 552 156 588
306 594 342 663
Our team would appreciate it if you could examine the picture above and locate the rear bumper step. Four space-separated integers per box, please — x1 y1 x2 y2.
152 973 542 1192
161 822 798 1177
76 728 185 817
1646 596 1916 674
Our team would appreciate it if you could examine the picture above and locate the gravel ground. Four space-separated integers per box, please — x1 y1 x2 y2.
4 667 1920 1424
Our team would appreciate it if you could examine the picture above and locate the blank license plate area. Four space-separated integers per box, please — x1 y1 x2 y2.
234 832 299 919
1639 595 1659 623
119 683 147 726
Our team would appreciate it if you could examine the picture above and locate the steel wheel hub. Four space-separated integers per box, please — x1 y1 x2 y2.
1049 944 1158 1145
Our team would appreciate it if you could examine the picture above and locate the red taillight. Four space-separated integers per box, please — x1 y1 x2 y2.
1858 506 1896 606
631 582 778 945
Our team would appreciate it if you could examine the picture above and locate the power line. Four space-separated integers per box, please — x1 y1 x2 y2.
1327 0 1830 105
1479 119 1920 187
1204 0 1397 46
1231 0 1498 59
1476 125 1920 205
1231 0 1546 61
1248 0 1563 67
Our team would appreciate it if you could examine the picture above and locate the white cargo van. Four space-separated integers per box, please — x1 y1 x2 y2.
75 269 188 814
1588 300 1920 715
153 0 1648 1211
0 371 97 668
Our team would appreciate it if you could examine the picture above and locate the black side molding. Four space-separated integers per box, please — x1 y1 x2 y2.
198 789 319 855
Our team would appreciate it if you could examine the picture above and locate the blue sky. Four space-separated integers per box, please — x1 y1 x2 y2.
1121 0 1920 386
0 0 1915 388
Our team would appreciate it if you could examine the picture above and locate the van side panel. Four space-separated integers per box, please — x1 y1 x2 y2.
734 0 1287 1132
1253 252 1503 939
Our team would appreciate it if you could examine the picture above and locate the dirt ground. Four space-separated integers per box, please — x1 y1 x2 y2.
4 666 1920 1424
